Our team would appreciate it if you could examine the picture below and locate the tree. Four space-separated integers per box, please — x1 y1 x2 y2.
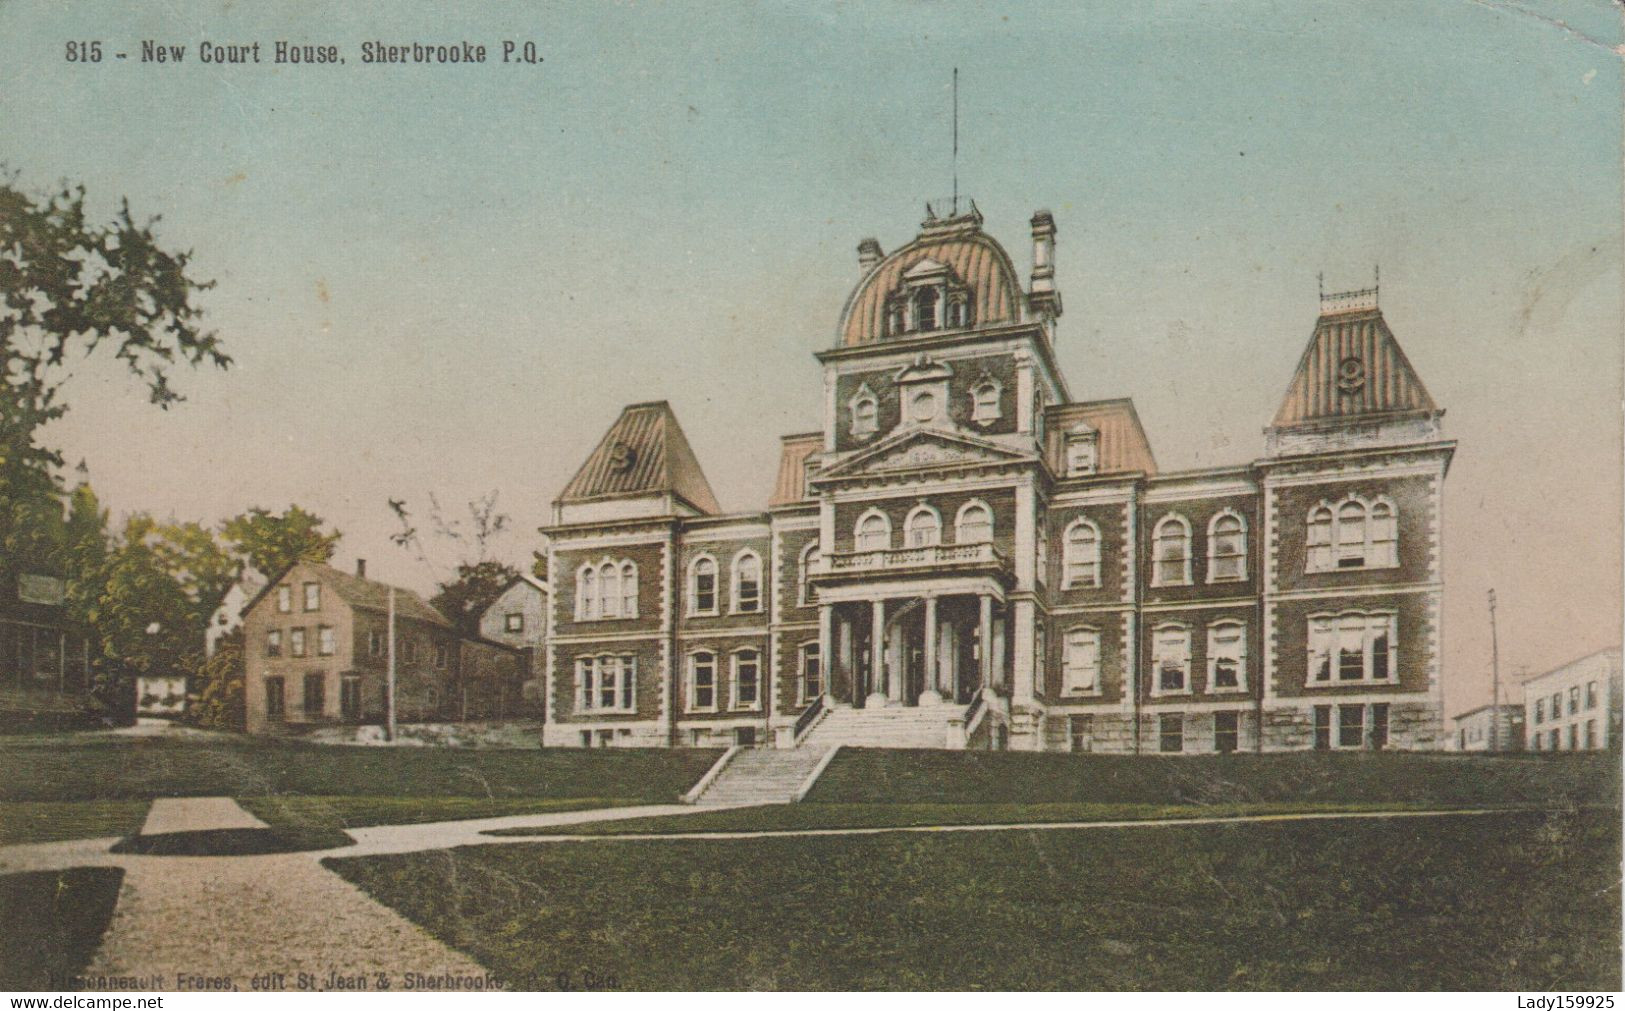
91 516 198 682
189 627 244 730
221 505 340 577
430 560 520 637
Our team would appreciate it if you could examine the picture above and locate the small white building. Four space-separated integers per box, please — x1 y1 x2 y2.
1452 702 1524 752
206 568 267 656
1523 647 1622 752
478 574 548 713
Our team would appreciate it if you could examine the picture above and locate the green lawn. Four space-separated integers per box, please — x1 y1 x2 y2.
0 735 722 802
241 795 647 831
329 808 1622 990
0 800 152 846
0 868 125 990
810 748 1621 808
487 799 1522 836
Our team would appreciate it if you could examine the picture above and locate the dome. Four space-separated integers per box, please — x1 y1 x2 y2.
837 211 1023 347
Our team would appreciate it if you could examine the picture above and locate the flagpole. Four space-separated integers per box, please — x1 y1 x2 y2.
386 586 397 742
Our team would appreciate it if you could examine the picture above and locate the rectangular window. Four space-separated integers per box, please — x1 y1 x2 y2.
266 630 282 658
505 613 524 634
1159 713 1184 753
1568 686 1579 715
695 569 716 614
733 650 761 710
435 643 450 670
1033 626 1046 697
340 676 361 720
1586 681 1598 710
1534 698 1544 724
800 643 822 703
276 586 292 613
1152 626 1190 694
303 582 320 611
1308 613 1396 687
1566 724 1577 750
1063 628 1101 694
1069 714 1093 753
289 627 307 658
1313 705 1332 750
264 676 286 719
403 638 418 664
1586 720 1597 749
597 729 615 748
1371 703 1389 750
303 673 325 718
1550 728 1560 751
578 655 636 714
690 653 717 711
369 630 384 658
1208 622 1245 691
1338 704 1365 748
317 625 335 656
1214 711 1239 753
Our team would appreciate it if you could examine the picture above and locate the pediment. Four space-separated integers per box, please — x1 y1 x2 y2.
902 257 950 280
819 429 1029 480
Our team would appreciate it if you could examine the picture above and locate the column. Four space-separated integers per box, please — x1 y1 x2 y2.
818 605 834 703
920 596 941 705
978 594 993 699
869 599 886 706
887 618 904 706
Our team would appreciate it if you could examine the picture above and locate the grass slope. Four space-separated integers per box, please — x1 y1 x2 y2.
0 801 151 846
240 795 646 831
330 809 1621 991
809 749 1621 807
0 736 721 802
0 868 125 990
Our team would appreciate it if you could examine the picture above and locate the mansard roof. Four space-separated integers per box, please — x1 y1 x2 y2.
1045 399 1159 476
1271 305 1439 430
557 401 722 514
837 212 1022 347
769 432 821 507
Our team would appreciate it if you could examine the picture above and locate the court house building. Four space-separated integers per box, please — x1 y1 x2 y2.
539 204 1453 753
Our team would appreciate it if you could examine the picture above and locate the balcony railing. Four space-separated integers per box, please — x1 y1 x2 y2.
815 541 1004 577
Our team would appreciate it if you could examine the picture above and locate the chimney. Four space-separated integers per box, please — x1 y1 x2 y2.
1027 210 1062 324
355 559 367 579
857 238 883 273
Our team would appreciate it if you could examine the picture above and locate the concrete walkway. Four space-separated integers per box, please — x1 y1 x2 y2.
140 796 267 835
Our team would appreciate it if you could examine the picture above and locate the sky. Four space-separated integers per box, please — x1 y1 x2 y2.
1 0 1619 717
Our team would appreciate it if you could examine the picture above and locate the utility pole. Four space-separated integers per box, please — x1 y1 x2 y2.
386 586 397 742
1488 589 1501 753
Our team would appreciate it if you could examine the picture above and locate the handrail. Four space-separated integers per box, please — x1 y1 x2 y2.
793 744 842 803
962 694 986 740
792 694 825 744
682 744 742 805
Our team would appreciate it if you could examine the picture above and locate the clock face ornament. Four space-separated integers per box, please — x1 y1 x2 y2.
1337 356 1366 394
608 441 636 473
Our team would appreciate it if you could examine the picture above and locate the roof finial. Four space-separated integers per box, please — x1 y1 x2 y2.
1317 272 1324 299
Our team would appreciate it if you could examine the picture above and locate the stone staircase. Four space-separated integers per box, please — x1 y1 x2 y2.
802 703 960 750
690 745 834 806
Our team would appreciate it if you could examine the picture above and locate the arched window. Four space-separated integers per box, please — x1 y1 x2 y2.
798 542 820 606
577 565 598 620
579 559 637 620
913 287 939 331
1062 627 1101 694
689 555 717 615
731 648 761 710
1063 518 1101 588
946 297 967 329
1151 515 1192 587
1336 501 1366 568
1308 495 1399 572
886 301 904 337
855 511 890 552
904 505 941 548
849 384 879 439
732 550 762 613
1207 511 1247 582
1308 612 1397 684
1152 623 1192 694
598 562 620 618
620 561 638 617
688 650 717 711
1307 505 1334 572
1370 498 1398 567
971 379 1001 424
1208 620 1246 691
955 501 993 544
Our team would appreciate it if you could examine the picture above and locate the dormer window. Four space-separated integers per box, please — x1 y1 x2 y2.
913 288 939 331
1065 424 1099 476
946 296 968 329
849 383 879 439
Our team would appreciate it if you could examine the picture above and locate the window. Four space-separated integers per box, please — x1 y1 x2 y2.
886 302 904 337
732 649 761 710
369 630 384 657
317 625 335 657
276 586 292 613
1586 720 1597 749
1338 704 1365 748
1587 681 1598 709
435 643 450 670
576 559 639 620
1208 621 1246 691
1063 518 1101 588
1215 711 1239 753
401 638 418 664
1159 713 1184 753
1568 686 1580 715
1207 511 1247 582
1535 698 1545 723
264 676 285 719
800 642 822 702
855 511 890 551
577 655 636 713
1308 613 1396 685
1307 495 1399 572
913 287 939 331
341 676 361 720
1552 692 1561 718
266 630 282 658
1062 627 1100 695
289 627 307 658
1313 705 1332 750
1152 624 1191 694
1066 434 1098 476
946 297 967 329
619 561 637 617
303 582 320 611
690 556 718 615
849 384 879 438
798 542 820 606
955 501 993 544
1566 724 1577 750
688 651 717 711
971 379 1001 424
303 673 325 718
1151 515 1192 587
1036 519 1048 586
1549 728 1559 751
732 551 762 613
905 506 941 547
1069 714 1093 752
505 613 524 633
